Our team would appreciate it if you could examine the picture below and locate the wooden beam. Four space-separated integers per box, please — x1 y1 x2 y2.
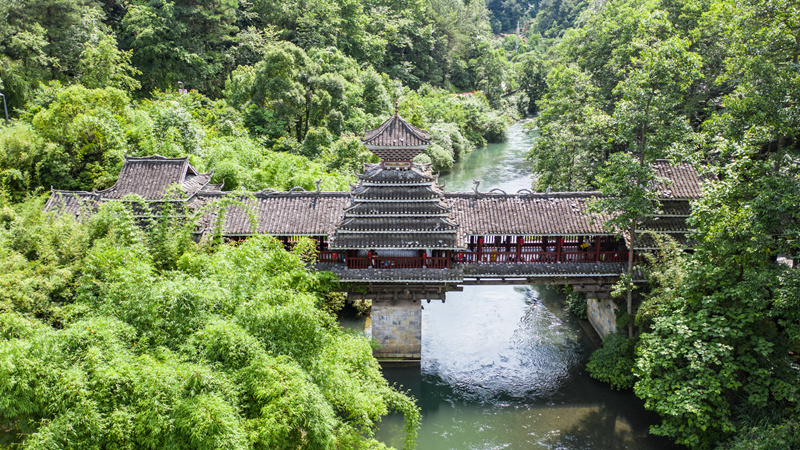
573 284 608 292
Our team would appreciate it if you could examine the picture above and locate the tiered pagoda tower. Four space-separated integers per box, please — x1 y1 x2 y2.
330 111 460 269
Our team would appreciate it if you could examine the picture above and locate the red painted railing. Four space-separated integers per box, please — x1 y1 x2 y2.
452 251 628 264
344 256 449 269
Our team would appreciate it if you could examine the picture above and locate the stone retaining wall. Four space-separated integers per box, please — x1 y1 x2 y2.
587 296 618 339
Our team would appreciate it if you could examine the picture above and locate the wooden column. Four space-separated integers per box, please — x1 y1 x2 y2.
477 236 484 261
516 236 523 262
595 236 602 262
556 237 563 262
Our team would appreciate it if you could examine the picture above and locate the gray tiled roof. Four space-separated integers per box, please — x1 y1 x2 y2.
43 190 100 221
197 192 350 236
635 232 691 250
636 199 694 250
446 193 616 238
98 156 212 200
652 160 703 199
656 200 692 216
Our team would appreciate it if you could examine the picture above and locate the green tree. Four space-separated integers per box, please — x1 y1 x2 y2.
589 153 659 337
77 33 141 91
635 163 800 447
0 199 422 448
529 64 612 191
121 0 239 95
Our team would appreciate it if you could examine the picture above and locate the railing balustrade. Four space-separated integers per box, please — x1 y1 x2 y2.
318 251 343 262
343 256 450 269
322 243 628 267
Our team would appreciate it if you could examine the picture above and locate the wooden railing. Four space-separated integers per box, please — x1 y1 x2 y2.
344 256 450 269
452 251 628 264
318 251 344 263
597 251 628 262
321 250 628 266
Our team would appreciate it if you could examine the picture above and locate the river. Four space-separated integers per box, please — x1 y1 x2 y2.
343 121 678 449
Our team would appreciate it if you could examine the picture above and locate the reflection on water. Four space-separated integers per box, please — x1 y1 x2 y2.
373 286 677 449
439 121 537 193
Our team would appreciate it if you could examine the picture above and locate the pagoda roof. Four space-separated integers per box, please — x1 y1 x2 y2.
358 163 436 184
343 201 452 217
330 232 459 250
351 185 445 201
362 113 430 161
98 155 213 200
336 217 458 233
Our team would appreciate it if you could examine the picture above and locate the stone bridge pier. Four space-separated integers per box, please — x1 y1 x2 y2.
349 285 450 360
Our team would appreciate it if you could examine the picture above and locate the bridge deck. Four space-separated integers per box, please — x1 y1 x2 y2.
317 262 630 284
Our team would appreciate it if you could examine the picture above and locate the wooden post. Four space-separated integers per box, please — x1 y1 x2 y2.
516 236 523 262
556 236 562 262
592 236 598 260
542 236 549 261
478 236 484 261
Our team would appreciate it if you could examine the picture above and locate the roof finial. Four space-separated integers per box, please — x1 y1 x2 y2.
394 99 399 115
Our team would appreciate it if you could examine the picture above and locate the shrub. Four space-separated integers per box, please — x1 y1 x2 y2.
586 333 636 390
565 289 587 319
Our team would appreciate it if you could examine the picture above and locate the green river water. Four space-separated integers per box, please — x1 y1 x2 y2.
343 122 679 449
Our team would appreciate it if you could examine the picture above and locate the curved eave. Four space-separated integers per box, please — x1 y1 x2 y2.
364 145 428 150
336 229 458 234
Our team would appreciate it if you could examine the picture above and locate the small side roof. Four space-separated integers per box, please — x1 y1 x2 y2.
43 190 100 221
98 155 213 200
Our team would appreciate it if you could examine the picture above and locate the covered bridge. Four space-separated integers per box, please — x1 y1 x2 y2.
45 114 704 277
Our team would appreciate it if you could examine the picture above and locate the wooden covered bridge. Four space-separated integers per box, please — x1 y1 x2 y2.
45 113 703 359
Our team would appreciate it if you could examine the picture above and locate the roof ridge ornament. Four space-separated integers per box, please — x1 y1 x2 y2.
472 179 482 198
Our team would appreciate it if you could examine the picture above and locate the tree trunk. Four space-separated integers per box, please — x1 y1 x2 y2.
627 223 636 338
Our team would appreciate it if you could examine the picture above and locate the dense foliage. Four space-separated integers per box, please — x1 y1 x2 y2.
0 196 420 449
0 1 535 448
586 333 636 390
527 0 800 447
